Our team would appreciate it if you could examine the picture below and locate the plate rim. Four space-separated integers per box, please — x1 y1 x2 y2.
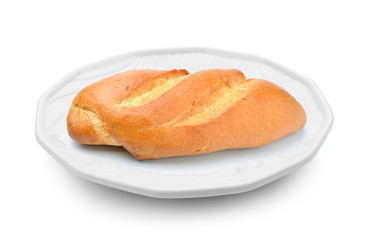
35 47 334 198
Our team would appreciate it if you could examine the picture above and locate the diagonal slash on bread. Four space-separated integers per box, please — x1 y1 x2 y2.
67 69 306 160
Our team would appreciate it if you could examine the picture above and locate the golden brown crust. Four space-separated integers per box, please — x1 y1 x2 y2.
67 69 306 160
67 106 105 145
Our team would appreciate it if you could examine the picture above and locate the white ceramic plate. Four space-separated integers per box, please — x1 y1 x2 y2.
36 47 333 198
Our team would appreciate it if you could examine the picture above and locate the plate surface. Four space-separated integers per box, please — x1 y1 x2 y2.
36 47 333 198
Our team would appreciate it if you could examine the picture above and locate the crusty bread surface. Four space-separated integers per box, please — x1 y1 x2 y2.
67 69 306 160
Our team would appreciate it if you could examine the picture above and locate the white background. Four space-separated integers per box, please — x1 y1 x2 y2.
1 0 372 239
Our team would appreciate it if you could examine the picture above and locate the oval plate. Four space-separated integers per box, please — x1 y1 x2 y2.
36 47 333 198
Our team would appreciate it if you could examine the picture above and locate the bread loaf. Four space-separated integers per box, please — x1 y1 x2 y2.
67 69 306 160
